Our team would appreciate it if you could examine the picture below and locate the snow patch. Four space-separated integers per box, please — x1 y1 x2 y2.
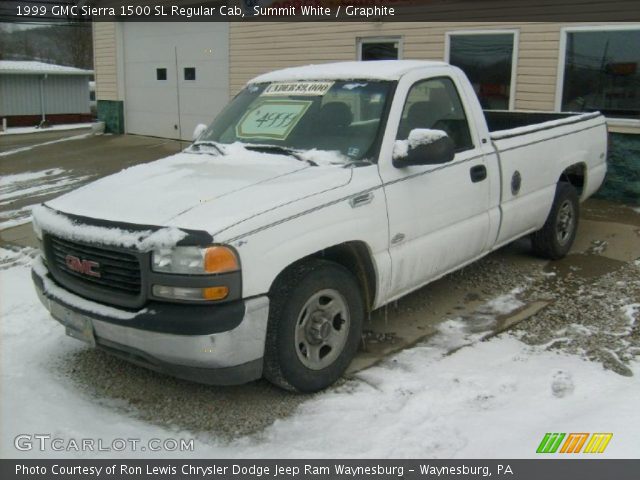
0 123 95 136
0 174 90 204
342 83 368 90
249 60 447 84
32 206 186 251
298 149 351 166
485 287 525 315
1 168 65 184
393 129 448 159
622 304 639 327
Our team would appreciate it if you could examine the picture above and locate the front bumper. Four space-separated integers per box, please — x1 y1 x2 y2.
32 257 269 385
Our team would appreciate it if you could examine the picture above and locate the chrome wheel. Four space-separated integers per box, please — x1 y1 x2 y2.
555 199 575 245
294 289 350 371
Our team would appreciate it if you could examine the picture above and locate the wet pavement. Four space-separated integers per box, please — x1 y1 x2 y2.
0 131 188 233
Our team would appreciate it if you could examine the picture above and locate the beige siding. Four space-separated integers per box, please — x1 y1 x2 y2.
229 22 558 110
93 22 119 101
92 15 638 125
230 21 638 113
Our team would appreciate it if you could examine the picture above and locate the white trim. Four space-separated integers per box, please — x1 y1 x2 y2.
444 29 519 111
116 21 126 102
356 36 404 61
555 24 640 127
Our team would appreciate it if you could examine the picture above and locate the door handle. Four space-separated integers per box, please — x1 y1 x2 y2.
470 165 487 183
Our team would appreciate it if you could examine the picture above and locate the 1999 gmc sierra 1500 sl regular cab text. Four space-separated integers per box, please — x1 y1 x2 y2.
32 61 607 392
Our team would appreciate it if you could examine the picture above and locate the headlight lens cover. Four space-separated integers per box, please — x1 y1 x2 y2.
152 246 239 275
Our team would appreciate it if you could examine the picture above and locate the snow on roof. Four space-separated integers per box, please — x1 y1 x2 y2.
0 61 93 76
249 60 448 84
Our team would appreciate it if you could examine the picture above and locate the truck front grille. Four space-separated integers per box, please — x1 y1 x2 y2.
48 236 142 297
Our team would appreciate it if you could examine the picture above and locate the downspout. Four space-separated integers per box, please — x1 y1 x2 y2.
39 73 48 126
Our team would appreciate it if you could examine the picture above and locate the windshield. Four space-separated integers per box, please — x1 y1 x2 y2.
197 80 393 162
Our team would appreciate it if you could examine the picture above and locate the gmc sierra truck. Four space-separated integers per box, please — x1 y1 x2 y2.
32 61 607 392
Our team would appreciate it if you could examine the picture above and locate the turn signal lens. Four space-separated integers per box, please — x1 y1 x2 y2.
204 246 239 274
202 286 229 300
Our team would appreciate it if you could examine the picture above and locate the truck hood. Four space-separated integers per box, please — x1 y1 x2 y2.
45 148 353 235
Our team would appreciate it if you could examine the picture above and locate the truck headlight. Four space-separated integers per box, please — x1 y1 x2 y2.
151 246 239 275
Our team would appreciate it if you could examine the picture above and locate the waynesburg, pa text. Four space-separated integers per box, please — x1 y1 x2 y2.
14 463 513 477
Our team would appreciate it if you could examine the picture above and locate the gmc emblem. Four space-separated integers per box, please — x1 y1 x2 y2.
65 255 101 278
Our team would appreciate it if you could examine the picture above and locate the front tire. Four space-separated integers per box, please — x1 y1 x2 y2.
531 182 579 260
263 259 364 392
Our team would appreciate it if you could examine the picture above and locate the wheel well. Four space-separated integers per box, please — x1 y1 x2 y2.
271 242 377 312
560 163 586 197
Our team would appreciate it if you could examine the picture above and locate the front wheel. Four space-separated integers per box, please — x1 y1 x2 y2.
263 259 364 392
531 182 579 260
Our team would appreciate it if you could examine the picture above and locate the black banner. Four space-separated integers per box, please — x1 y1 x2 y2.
2 460 640 480
1 0 640 22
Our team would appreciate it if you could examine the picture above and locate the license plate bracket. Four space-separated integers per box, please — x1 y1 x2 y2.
51 302 96 347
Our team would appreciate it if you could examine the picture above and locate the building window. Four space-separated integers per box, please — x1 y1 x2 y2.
447 31 518 110
156 68 167 81
558 27 640 121
358 37 401 61
184 67 196 81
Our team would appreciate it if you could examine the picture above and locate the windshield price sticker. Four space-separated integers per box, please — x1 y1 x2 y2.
236 99 312 140
262 81 334 96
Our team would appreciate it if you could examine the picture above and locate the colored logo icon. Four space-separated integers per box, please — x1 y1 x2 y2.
537 433 613 454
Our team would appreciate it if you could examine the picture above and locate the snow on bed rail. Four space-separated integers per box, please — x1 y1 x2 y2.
490 112 602 140
32 205 186 251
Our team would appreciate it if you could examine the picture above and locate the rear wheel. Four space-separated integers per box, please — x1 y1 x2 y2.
263 259 364 392
531 182 579 260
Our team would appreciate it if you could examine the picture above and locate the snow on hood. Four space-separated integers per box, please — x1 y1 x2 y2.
32 205 187 251
43 145 353 240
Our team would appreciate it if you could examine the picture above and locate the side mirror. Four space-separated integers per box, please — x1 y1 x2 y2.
393 128 455 168
192 123 208 141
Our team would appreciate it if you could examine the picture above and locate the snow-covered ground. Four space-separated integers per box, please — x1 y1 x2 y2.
0 123 96 136
0 168 92 230
2 252 638 459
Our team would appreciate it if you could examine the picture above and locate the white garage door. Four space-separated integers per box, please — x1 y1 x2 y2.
123 22 229 140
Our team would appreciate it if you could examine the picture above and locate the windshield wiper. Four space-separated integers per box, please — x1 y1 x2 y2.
190 141 225 155
243 144 318 166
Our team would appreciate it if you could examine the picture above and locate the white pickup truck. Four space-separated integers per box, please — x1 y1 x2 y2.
32 61 607 392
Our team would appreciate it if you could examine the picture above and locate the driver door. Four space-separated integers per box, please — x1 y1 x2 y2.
380 75 492 300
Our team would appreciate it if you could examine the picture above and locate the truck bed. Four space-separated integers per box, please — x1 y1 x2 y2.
484 110 602 140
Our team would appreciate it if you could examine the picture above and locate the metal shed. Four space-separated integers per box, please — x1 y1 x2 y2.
0 61 94 128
